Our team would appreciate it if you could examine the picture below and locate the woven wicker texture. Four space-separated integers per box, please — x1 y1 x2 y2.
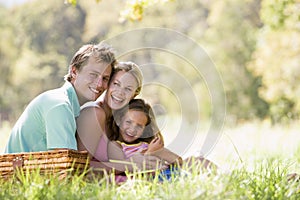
0 149 90 178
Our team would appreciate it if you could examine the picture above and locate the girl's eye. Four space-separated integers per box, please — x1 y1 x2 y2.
136 125 144 132
125 88 132 92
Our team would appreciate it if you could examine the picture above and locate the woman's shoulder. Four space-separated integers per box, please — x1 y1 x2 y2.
78 101 106 123
80 101 101 110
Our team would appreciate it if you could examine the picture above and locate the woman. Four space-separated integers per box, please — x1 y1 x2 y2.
76 61 165 173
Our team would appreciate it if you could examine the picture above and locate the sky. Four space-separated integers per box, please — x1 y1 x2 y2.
0 0 29 7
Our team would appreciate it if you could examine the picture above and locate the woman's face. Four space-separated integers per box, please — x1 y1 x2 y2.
105 70 139 110
119 110 148 143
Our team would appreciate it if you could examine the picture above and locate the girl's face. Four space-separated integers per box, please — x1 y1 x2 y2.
119 110 148 143
105 70 139 110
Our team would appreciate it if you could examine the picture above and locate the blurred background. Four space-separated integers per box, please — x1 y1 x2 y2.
0 0 299 170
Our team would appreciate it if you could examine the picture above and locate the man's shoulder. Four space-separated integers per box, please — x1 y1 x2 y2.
36 88 67 104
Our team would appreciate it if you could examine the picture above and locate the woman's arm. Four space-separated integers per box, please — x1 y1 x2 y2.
146 147 183 165
106 140 167 172
76 106 107 159
107 141 126 160
103 153 167 173
145 136 183 165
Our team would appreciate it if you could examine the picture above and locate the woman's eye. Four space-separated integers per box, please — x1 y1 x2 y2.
113 82 120 87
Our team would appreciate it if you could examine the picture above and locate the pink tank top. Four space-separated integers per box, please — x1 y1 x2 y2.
117 141 149 158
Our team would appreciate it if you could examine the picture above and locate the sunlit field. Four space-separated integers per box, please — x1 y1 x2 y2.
1 120 300 171
1 121 300 199
208 121 300 174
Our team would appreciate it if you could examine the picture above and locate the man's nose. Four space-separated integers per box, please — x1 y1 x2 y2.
95 77 103 87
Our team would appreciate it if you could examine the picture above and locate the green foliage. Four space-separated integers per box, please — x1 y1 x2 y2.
249 0 300 123
1 0 299 124
65 0 78 6
65 0 173 22
203 0 269 121
119 0 174 22
0 0 86 121
261 0 300 30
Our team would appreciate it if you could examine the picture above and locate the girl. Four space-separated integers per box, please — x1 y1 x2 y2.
107 98 182 166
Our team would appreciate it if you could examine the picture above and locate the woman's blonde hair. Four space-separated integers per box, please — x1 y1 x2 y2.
112 61 143 96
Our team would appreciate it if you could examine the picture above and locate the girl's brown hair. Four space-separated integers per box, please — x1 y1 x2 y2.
108 98 163 144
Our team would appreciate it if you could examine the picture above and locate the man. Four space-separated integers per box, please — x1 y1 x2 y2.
5 43 116 153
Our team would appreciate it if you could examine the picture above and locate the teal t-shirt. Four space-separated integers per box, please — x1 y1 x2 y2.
4 82 80 153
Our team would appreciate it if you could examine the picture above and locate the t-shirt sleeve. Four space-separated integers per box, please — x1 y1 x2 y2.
45 104 77 150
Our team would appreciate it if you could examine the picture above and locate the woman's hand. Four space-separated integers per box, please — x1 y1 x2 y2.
129 153 167 171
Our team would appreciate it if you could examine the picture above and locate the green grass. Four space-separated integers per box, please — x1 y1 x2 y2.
0 159 299 199
1 121 300 199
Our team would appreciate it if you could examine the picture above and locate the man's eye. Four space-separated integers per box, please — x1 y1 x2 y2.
90 73 98 79
103 77 109 82
125 88 132 92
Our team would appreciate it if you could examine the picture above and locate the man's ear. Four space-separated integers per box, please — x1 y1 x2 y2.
71 66 77 79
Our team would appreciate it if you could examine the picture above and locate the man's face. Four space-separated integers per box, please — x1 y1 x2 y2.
71 56 112 105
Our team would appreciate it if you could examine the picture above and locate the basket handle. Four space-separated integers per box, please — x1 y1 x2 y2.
12 156 24 169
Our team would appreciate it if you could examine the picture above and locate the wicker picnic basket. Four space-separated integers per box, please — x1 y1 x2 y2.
0 149 90 179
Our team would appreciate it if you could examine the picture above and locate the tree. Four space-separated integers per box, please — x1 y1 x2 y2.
65 0 173 22
0 6 17 121
3 0 86 121
248 0 300 123
203 0 268 121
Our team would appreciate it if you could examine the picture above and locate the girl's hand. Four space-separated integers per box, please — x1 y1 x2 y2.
146 136 163 153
